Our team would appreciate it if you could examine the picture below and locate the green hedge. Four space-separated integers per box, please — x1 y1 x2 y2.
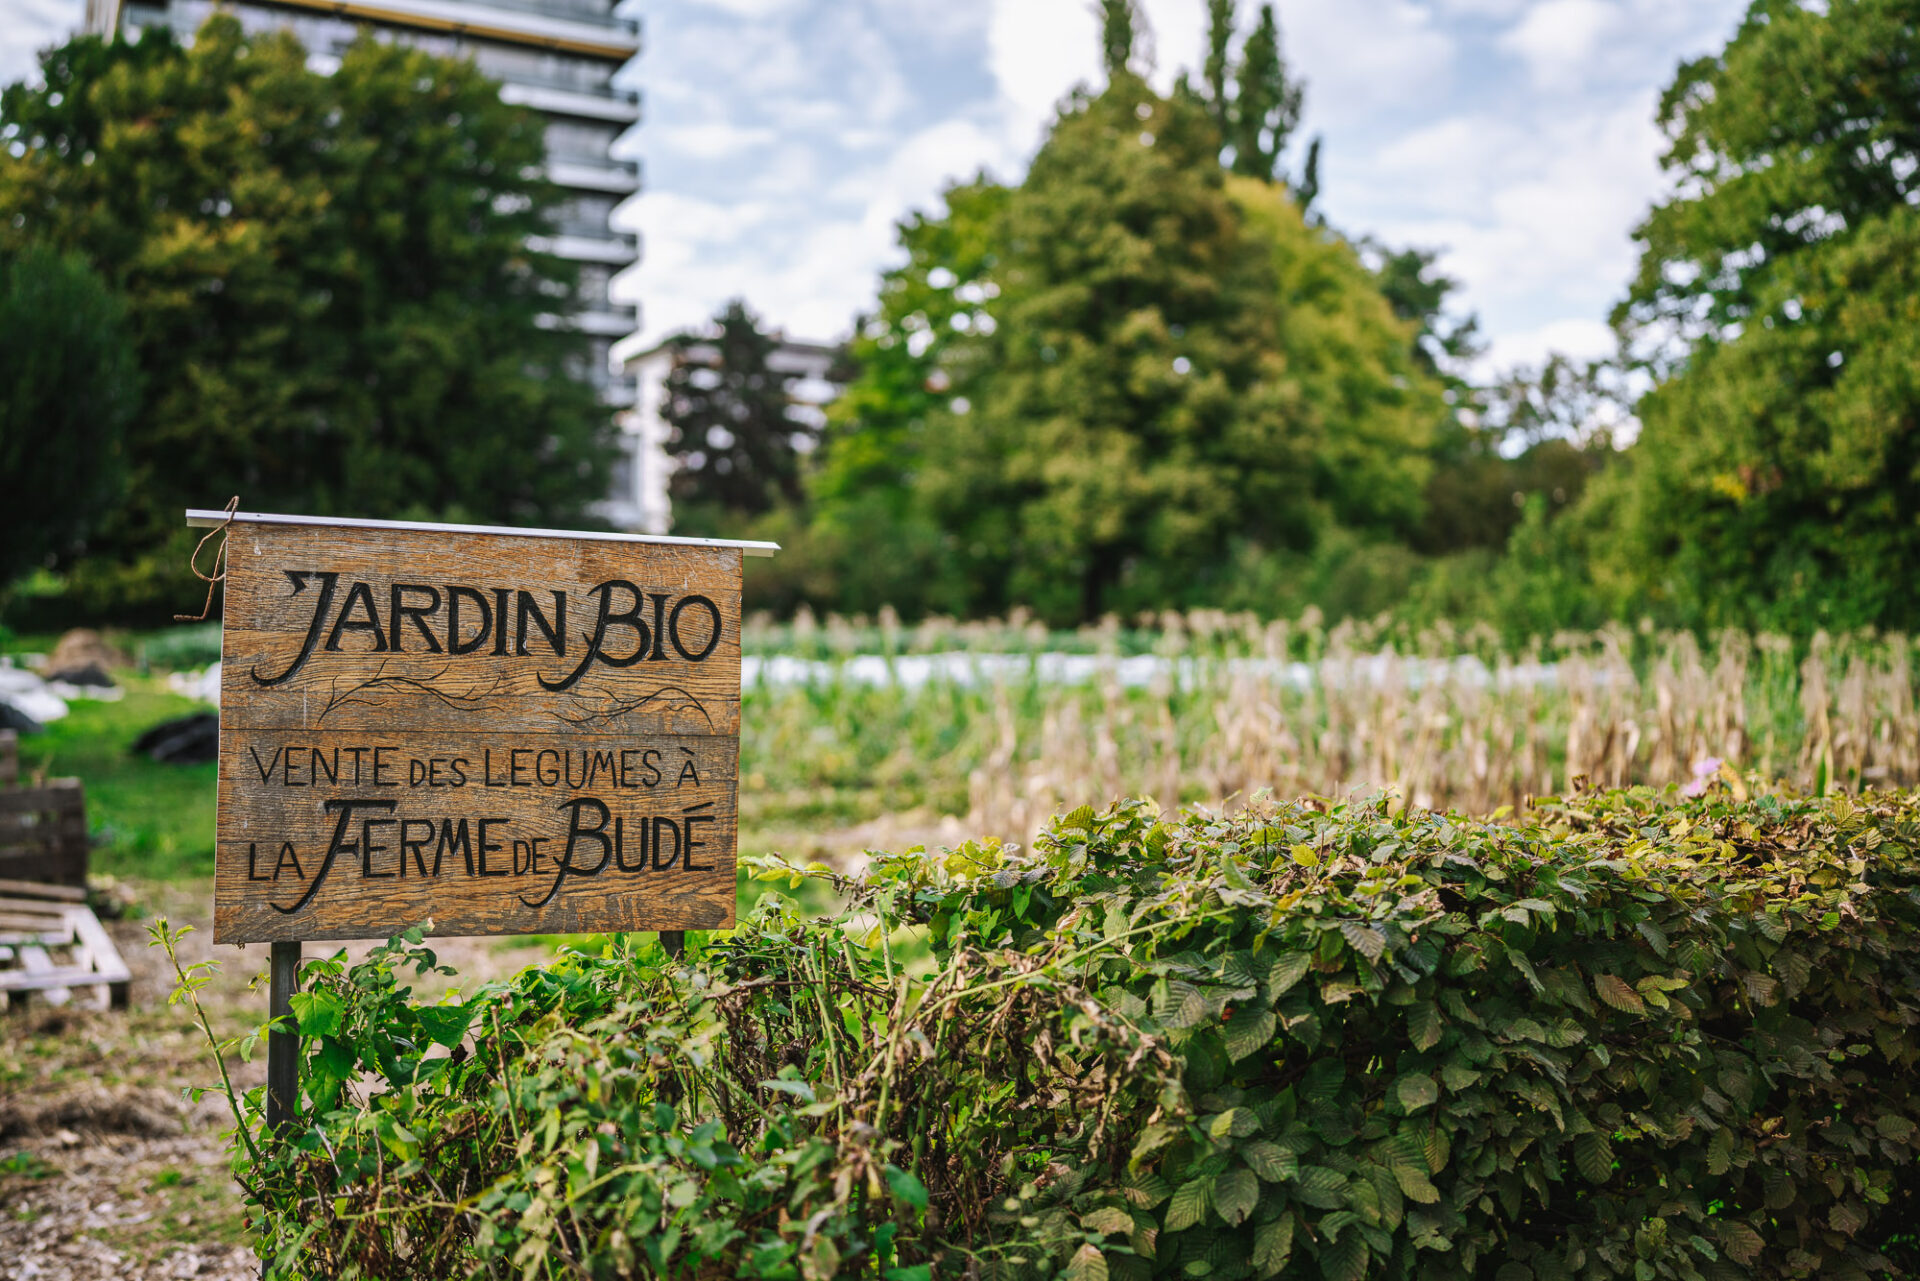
204 781 1920 1279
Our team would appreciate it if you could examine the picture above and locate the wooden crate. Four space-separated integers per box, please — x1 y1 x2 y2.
0 778 89 888
0 879 130 1011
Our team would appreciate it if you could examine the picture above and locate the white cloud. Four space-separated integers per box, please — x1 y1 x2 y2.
1491 316 1616 369
1498 0 1618 90
984 0 1209 167
869 0 987 45
829 119 1011 219
620 0 1742 369
633 112 1019 347
1299 0 1744 371
680 0 810 18
1496 0 1750 97
1284 0 1457 130
0 0 82 88
650 122 779 159
1429 0 1533 16
986 0 1100 148
1137 0 1207 90
1354 91 1664 367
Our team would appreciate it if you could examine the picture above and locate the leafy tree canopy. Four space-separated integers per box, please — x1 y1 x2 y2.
1196 1 1320 206
0 18 613 621
815 73 1440 624
1601 0 1920 630
0 247 140 590
798 179 1009 617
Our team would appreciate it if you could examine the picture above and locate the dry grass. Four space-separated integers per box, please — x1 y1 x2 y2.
740 611 1920 844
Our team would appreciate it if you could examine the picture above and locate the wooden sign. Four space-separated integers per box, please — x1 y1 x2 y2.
199 512 775 944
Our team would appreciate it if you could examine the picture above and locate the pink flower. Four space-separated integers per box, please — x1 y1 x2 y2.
1683 756 1724 797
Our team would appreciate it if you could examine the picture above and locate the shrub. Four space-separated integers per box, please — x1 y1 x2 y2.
198 781 1920 1278
138 622 223 671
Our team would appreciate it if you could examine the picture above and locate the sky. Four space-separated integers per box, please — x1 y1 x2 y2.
4 0 1751 372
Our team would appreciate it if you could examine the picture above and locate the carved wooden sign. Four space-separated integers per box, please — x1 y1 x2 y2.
203 512 773 944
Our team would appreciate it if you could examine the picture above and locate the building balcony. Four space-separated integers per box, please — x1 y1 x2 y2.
501 81 641 123
572 309 641 337
250 0 641 60
548 160 640 194
453 0 637 36
528 234 637 264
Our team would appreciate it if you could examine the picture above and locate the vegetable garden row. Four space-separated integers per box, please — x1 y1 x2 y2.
739 614 1920 838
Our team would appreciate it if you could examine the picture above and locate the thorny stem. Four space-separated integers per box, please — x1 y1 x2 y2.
488 1005 526 1151
841 936 872 1050
878 891 898 986
809 942 847 1127
150 918 265 1170
869 972 914 1134
948 912 1229 1005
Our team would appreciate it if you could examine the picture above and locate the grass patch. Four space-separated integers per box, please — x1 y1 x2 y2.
0 1150 56 1179
19 673 217 882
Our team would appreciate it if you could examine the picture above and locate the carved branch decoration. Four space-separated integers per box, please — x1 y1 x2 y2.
316 661 507 724
554 685 715 731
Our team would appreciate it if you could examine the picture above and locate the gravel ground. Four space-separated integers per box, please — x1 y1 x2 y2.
0 888 562 1281
3 1126 257 1281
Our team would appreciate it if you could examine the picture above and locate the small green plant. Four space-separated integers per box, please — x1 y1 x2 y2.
0 1149 55 1179
148 918 264 1172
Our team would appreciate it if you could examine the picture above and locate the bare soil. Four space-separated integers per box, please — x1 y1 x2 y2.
0 883 570 1281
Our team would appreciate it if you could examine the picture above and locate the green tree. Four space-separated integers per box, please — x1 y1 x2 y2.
1100 0 1140 77
0 19 613 622
1602 0 1920 630
1367 243 1480 375
915 79 1437 622
660 299 816 524
1202 0 1234 110
1229 5 1301 181
802 179 1008 617
1418 356 1613 556
806 19 1441 625
1195 2 1320 207
0 247 140 590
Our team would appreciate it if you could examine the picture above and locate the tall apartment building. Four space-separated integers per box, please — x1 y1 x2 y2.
88 0 643 413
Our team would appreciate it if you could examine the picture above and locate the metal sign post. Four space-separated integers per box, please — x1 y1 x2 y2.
265 940 300 1134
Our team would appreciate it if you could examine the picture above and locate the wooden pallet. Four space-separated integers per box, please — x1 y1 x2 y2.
0 879 130 1011
0 730 127 1010
0 733 90 890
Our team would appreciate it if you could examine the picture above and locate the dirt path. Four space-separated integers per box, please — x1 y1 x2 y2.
0 886 567 1281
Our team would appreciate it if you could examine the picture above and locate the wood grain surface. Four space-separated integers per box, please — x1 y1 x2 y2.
0 779 89 889
213 521 743 943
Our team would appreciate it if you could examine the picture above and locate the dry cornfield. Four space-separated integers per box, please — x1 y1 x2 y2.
736 610 1920 844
